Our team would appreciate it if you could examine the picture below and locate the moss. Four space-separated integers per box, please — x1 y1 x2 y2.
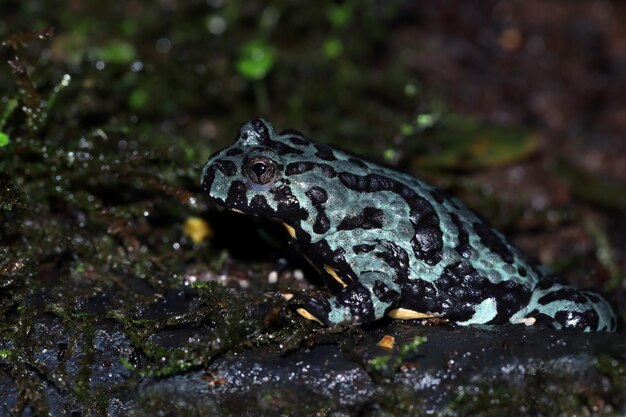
446 366 624 417
367 336 427 382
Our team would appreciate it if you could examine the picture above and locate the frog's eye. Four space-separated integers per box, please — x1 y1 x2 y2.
244 156 278 187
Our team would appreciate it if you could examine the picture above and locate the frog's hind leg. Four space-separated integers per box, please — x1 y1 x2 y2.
514 279 617 332
291 270 402 325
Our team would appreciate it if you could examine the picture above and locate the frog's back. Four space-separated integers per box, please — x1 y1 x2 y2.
326 144 542 286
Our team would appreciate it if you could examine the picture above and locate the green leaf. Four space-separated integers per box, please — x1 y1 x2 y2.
0 131 9 147
236 41 275 81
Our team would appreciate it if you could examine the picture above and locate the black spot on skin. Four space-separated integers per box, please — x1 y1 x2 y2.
337 207 385 231
535 278 558 291
408 198 443 265
473 221 515 264
430 190 446 204
306 186 330 235
287 136 310 146
213 159 237 176
312 215 330 234
201 166 216 193
373 280 401 304
554 309 599 331
285 162 337 178
270 185 298 207
248 146 271 154
273 142 305 156
348 158 368 169
285 162 313 176
249 194 272 214
373 241 410 286
225 181 248 210
537 287 589 306
402 280 441 316
318 164 338 178
337 172 443 265
269 185 309 222
353 244 375 254
246 119 304 155
226 147 244 156
450 213 472 259
336 283 376 322
305 186 328 204
403 261 531 323
314 143 337 161
251 119 270 141
289 137 310 146
518 267 527 277
250 119 304 156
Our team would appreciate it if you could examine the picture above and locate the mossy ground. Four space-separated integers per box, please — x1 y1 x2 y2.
0 1 625 416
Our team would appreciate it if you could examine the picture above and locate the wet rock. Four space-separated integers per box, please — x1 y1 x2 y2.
139 323 626 416
4 316 623 416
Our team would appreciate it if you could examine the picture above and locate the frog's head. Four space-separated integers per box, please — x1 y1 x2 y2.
201 119 325 238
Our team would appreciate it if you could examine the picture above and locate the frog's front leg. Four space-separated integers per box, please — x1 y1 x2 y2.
291 241 406 325
292 271 402 325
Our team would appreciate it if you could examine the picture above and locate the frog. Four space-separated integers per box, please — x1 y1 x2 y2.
201 118 617 332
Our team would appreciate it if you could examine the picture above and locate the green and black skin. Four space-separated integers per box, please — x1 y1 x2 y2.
201 119 617 332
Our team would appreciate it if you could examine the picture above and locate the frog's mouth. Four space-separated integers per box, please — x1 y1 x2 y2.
200 161 218 197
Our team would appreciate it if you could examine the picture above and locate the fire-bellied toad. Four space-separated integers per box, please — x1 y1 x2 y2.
201 119 616 332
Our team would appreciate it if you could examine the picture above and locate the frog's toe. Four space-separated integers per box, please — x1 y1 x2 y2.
290 293 332 326
516 311 556 329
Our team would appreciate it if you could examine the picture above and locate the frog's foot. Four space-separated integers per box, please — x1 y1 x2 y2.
291 271 402 326
290 290 375 326
290 292 332 326
518 280 617 332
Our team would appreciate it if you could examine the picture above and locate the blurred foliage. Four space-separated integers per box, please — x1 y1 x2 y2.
0 131 9 146
555 161 626 213
409 115 538 171
236 40 274 81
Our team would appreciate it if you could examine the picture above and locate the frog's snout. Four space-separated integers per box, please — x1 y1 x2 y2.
200 159 216 195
